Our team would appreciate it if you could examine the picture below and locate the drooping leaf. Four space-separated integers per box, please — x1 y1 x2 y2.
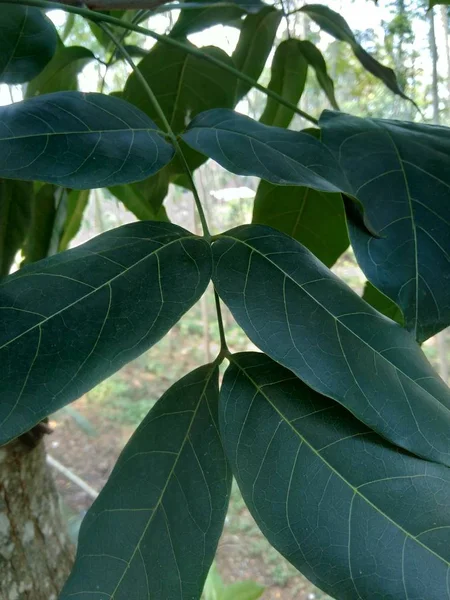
259 39 308 129
170 0 263 38
320 110 450 342
252 181 348 266
0 4 57 84
61 363 231 600
296 40 339 110
58 189 90 252
182 109 347 192
212 224 450 467
220 352 450 600
0 180 32 277
0 221 212 444
0 92 175 189
232 6 282 101
26 44 94 97
22 184 57 265
122 42 237 133
300 4 410 102
362 282 404 326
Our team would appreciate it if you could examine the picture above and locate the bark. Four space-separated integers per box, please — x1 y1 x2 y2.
0 438 74 600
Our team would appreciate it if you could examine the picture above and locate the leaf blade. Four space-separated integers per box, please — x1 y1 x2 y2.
0 91 175 189
0 221 212 444
61 363 231 600
0 4 57 84
212 224 450 466
220 352 450 600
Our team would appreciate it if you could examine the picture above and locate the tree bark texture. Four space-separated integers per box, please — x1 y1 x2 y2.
0 439 74 600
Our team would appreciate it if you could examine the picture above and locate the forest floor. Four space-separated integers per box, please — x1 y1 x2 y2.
46 337 332 600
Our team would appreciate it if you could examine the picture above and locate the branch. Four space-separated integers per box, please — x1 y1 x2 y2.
58 0 173 9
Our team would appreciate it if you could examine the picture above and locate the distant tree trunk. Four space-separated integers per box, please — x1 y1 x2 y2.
429 7 440 124
0 438 74 600
439 5 450 115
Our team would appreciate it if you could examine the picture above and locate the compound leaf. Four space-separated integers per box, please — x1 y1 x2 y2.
320 110 450 341
0 91 175 189
0 221 211 444
260 39 308 129
220 352 450 600
252 181 348 266
0 4 57 84
61 363 231 600
213 224 450 467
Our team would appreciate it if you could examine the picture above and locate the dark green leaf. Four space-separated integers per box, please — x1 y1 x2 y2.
320 110 450 342
221 352 450 600
252 181 348 266
260 39 308 129
0 4 57 84
0 221 211 444
212 224 450 466
182 109 347 192
25 45 94 97
0 179 32 277
122 42 236 133
61 363 231 600
232 6 282 101
300 4 409 102
296 40 339 110
169 0 249 38
363 282 404 326
22 184 56 264
58 189 90 252
0 91 175 189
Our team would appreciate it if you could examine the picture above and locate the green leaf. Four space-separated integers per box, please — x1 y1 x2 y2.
122 42 237 133
300 4 410 103
0 179 32 276
170 0 258 38
58 189 90 252
320 110 450 342
0 91 175 189
22 183 57 264
252 181 348 266
220 352 450 600
362 282 404 326
259 39 308 129
182 109 347 192
61 363 231 600
212 224 450 466
0 221 212 444
109 176 169 222
0 4 57 84
203 562 264 600
232 6 282 101
25 44 94 97
296 40 339 110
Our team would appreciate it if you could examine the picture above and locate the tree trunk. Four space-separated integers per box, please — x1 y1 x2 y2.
0 438 74 600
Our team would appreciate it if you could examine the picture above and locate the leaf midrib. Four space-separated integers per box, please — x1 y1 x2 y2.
231 356 449 568
0 127 162 142
219 233 450 419
0 234 200 351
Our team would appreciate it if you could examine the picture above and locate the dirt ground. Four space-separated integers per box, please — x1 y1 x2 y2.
46 362 331 600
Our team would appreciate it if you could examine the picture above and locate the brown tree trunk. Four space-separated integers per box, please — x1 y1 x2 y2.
0 439 74 600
